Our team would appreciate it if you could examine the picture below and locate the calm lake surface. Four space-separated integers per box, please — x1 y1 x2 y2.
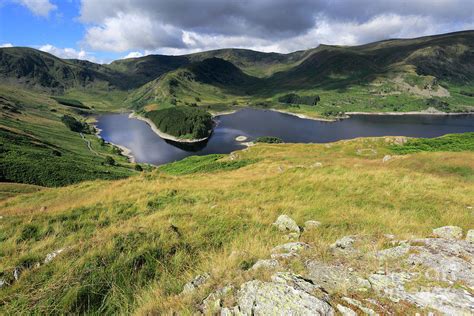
96 108 474 165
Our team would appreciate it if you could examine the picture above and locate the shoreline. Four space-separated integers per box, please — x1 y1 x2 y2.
93 125 136 163
345 111 474 116
130 112 211 144
112 143 135 163
267 108 337 122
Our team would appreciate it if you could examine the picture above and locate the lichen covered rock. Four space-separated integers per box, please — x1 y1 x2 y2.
272 214 300 234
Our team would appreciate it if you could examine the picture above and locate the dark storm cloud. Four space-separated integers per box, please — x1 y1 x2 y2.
79 0 474 53
81 0 324 39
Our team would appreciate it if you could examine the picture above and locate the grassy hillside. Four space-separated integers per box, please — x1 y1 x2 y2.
125 31 474 118
127 58 258 109
0 85 139 187
0 134 472 314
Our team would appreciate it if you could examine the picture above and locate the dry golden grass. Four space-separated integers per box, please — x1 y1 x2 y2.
0 137 473 314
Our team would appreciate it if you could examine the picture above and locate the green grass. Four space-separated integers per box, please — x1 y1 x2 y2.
391 133 474 154
158 154 258 175
0 85 137 187
0 183 43 200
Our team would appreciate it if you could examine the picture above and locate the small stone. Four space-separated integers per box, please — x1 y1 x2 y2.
331 235 356 250
312 162 323 168
182 273 210 294
0 279 5 288
304 220 321 231
44 248 65 264
13 268 20 281
432 226 463 240
337 304 357 316
382 155 392 163
40 206 47 212
251 259 280 271
272 214 300 234
272 242 309 254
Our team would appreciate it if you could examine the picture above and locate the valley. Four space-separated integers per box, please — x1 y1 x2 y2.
0 29 473 315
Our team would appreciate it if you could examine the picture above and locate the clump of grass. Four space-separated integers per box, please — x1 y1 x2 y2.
17 224 40 242
390 133 474 154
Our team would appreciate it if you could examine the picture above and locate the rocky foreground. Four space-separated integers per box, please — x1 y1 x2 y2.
183 215 474 315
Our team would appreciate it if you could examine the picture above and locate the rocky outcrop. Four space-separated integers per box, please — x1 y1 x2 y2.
195 222 474 315
336 304 357 316
407 237 474 288
305 260 370 293
222 272 334 315
374 243 410 260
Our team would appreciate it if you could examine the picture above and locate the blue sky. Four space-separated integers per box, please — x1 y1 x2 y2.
0 0 124 62
1 0 473 63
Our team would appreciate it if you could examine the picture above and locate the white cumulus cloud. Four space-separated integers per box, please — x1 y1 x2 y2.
39 44 97 62
15 0 57 17
0 43 14 48
122 51 144 59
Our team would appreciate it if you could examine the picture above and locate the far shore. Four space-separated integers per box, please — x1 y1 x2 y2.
345 110 474 116
266 108 337 122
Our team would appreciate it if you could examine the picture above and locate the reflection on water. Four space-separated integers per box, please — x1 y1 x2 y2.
96 109 474 165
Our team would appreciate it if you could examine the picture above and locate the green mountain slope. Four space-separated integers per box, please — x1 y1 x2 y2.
0 48 125 91
128 31 474 117
0 85 139 187
127 58 259 109
1 31 473 117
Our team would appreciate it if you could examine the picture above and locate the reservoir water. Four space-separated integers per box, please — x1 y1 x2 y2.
96 108 474 165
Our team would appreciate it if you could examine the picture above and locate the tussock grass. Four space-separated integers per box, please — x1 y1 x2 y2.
0 136 473 314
